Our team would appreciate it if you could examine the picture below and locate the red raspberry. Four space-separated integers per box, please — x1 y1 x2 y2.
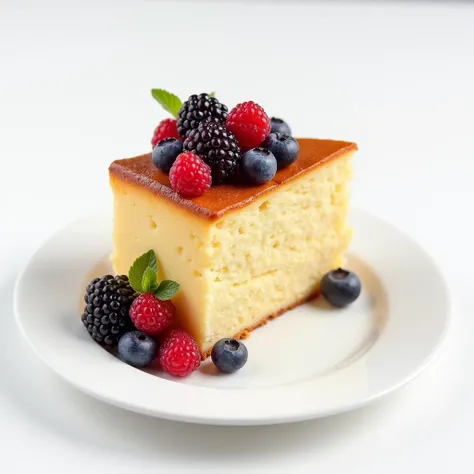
159 329 201 377
226 101 271 150
169 152 212 198
151 118 179 148
129 293 175 335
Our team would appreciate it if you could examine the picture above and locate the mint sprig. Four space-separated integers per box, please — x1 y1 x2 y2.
128 249 180 300
151 89 183 118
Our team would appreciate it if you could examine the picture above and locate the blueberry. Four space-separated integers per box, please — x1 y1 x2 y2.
152 137 183 173
241 147 277 185
320 268 362 308
262 133 299 169
118 331 157 368
211 338 248 373
270 117 291 135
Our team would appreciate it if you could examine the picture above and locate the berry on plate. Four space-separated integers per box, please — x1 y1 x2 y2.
226 101 271 150
81 274 135 347
127 249 181 334
169 152 212 198
159 328 201 377
241 147 277 185
151 118 179 149
320 268 362 308
262 133 299 169
183 121 242 184
118 331 157 368
177 93 228 139
211 338 248 373
270 117 291 135
152 137 183 173
130 293 176 335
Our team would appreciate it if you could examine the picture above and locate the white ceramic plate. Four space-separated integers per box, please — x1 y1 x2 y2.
14 209 451 426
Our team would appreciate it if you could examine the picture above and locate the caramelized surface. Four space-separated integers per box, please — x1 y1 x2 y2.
109 138 357 219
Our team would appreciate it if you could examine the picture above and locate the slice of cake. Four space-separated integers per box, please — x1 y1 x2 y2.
109 138 356 358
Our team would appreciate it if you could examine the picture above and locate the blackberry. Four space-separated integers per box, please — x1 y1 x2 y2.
177 93 228 138
183 121 242 184
81 274 136 347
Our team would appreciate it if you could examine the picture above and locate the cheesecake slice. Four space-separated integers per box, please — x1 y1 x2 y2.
109 138 356 358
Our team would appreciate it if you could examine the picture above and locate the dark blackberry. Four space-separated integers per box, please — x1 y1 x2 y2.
177 93 228 138
81 274 135 347
183 121 242 184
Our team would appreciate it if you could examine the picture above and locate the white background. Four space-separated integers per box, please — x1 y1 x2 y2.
1 0 473 472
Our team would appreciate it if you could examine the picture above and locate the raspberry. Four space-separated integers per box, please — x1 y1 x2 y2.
183 121 242 184
129 293 175 335
151 118 179 148
169 152 212 198
226 101 271 150
159 329 201 377
177 93 228 138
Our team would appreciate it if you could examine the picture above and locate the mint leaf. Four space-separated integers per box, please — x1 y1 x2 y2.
128 250 159 293
141 266 157 293
154 280 180 301
209 91 216 98
151 89 182 118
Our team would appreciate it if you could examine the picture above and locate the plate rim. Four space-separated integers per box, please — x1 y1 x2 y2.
13 208 453 425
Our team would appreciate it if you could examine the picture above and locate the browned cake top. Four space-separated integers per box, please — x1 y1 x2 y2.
109 138 357 219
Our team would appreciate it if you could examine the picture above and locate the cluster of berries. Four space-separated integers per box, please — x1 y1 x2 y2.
149 89 300 198
81 250 248 376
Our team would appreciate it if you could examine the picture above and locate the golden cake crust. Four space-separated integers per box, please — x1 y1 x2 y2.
109 138 357 220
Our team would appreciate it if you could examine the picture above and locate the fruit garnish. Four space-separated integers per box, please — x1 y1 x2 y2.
241 147 277 185
127 249 180 335
159 328 201 377
151 118 180 149
177 92 228 139
226 101 271 149
211 338 248 373
81 275 135 347
183 121 242 184
270 117 291 135
118 331 157 368
169 152 212 198
152 137 183 173
320 268 362 308
262 133 299 170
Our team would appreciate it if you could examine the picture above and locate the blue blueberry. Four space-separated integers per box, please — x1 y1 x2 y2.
211 338 248 373
320 268 362 308
118 331 157 368
262 133 299 169
241 147 277 185
152 138 183 173
270 117 291 135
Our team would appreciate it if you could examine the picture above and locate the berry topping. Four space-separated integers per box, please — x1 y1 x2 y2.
152 137 183 173
127 249 181 334
118 331 157 368
241 147 277 185
183 121 242 184
211 338 248 373
320 268 362 308
262 133 299 169
169 152 212 198
151 118 179 149
159 329 201 377
130 293 175 335
177 93 228 139
270 117 291 135
226 101 271 150
81 275 135 347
